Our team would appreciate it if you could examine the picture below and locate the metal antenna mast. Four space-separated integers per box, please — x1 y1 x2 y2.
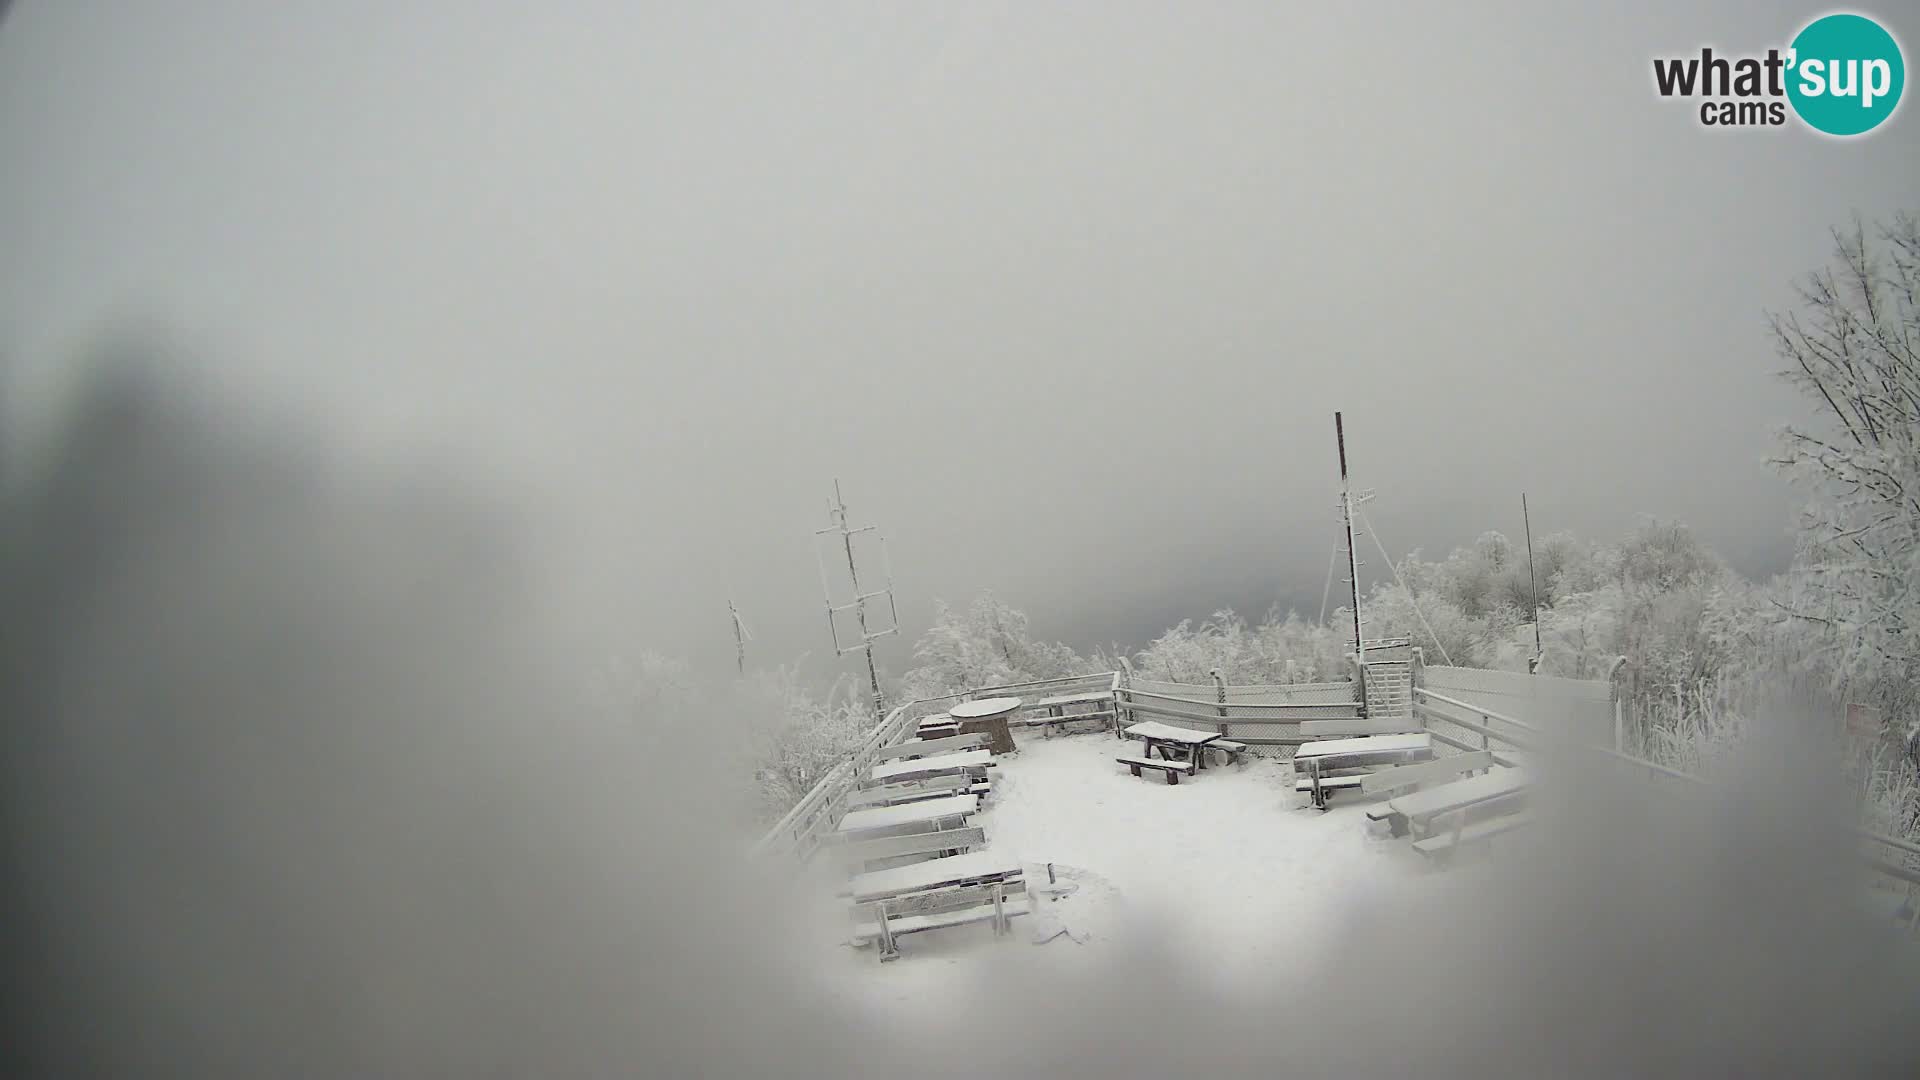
1318 546 1338 626
1335 412 1368 657
728 598 752 675
1522 493 1543 674
814 479 899 719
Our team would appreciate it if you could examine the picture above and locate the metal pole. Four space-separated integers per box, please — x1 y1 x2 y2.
730 599 746 675
1522 493 1543 674
1319 547 1337 626
833 479 886 719
1335 412 1364 658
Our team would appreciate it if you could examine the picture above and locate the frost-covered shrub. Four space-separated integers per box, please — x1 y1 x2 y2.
898 592 1088 700
741 669 871 822
1133 608 1347 686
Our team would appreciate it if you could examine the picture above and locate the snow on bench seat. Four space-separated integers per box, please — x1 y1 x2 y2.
1385 768 1532 825
870 748 992 783
835 793 978 836
1033 691 1113 709
1024 712 1111 728
850 901 1030 946
845 775 990 810
851 879 1031 959
1116 754 1196 784
839 827 986 873
1294 732 1431 760
1117 753 1195 772
871 733 989 763
1411 810 1534 857
850 850 1024 903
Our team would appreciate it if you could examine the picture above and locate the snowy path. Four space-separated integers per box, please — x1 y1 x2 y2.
810 731 1430 1015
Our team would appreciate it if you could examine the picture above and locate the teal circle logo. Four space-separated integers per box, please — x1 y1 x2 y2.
1787 13 1905 136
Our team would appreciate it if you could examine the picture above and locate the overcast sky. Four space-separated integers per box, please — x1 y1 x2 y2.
3 1 1917 683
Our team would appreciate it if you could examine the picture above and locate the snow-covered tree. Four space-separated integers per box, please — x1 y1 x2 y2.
1133 608 1347 685
1771 212 1920 719
740 668 870 821
898 592 1088 700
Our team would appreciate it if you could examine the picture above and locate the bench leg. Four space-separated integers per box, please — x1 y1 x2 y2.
876 908 899 962
1129 763 1142 778
1165 769 1178 785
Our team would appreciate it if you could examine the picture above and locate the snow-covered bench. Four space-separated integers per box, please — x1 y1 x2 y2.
1024 710 1115 737
1022 692 1118 738
838 826 987 875
851 879 1030 961
866 748 994 788
871 732 989 764
845 773 991 811
1361 751 1496 833
1412 806 1534 861
1209 739 1248 766
1116 753 1196 785
1381 768 1533 851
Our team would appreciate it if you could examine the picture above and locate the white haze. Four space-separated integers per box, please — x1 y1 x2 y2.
3 2 1918 681
4 363 1917 1074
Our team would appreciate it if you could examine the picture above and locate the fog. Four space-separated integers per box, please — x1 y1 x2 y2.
6 364 1917 1074
7 2 1919 680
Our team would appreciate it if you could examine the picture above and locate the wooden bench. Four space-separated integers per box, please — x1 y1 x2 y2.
1209 739 1248 766
1116 753 1196 784
1360 751 1496 833
851 879 1030 961
1382 768 1532 839
1412 807 1534 861
1293 758 1372 808
866 748 994 788
845 773 991 811
837 826 986 874
1023 709 1116 738
871 732 989 764
834 793 979 842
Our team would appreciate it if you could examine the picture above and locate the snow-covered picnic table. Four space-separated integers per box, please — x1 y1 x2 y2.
836 793 979 838
870 748 991 784
1124 720 1224 769
951 696 1022 754
849 850 1024 904
1294 732 1431 765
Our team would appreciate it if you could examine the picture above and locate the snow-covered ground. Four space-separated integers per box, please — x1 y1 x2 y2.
809 729 1435 1017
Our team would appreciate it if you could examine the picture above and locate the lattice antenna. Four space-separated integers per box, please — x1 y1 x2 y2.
813 479 899 719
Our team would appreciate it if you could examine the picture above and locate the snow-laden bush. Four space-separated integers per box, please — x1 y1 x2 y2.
741 668 871 822
1132 608 1347 685
897 592 1089 700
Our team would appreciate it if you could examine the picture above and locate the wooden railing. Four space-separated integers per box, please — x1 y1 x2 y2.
1115 684 1362 745
749 696 951 864
751 672 1122 864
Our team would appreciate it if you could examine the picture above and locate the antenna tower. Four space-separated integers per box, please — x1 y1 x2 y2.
814 479 900 719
